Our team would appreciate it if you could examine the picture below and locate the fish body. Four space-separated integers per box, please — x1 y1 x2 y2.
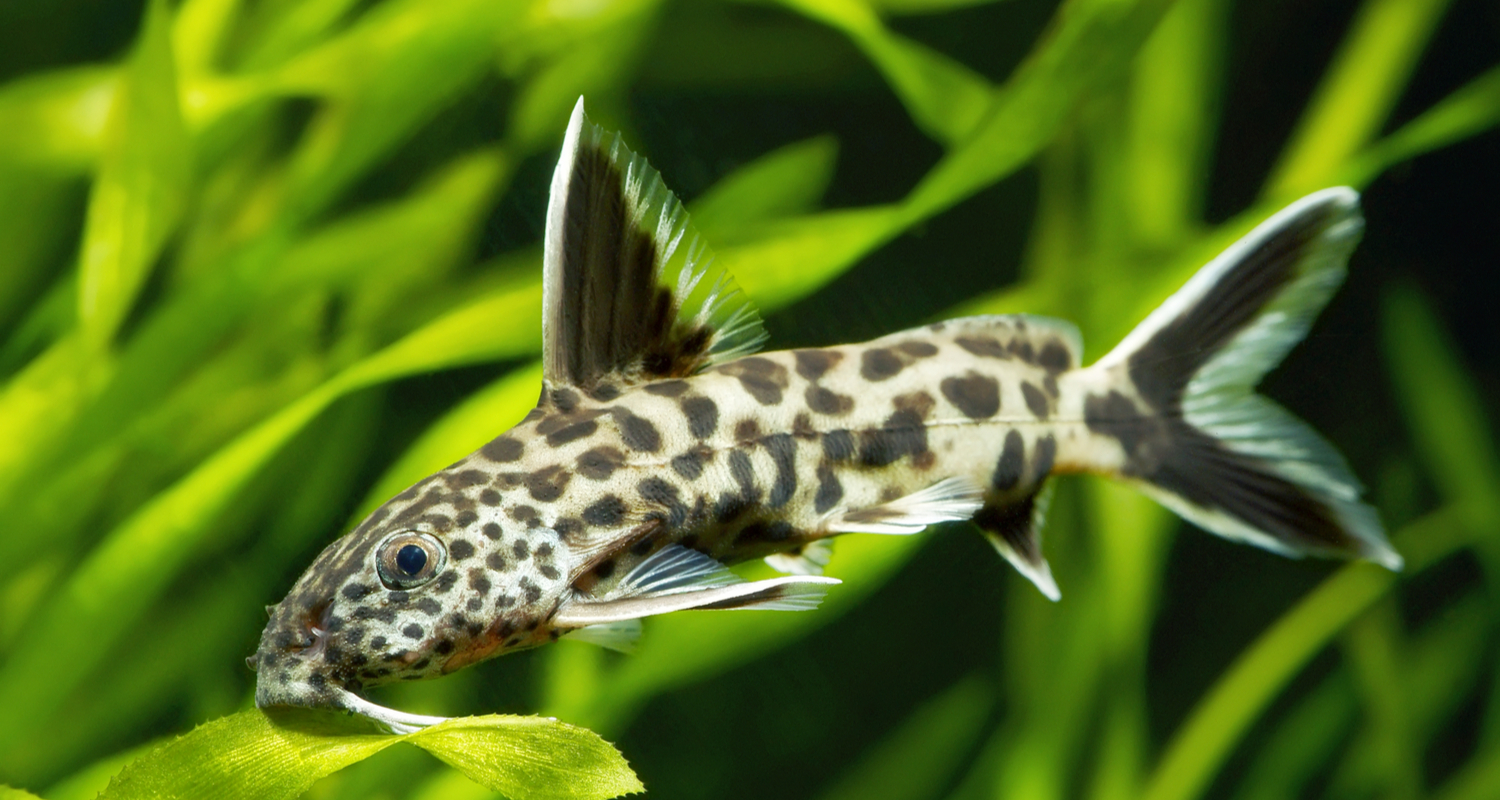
253 99 1400 732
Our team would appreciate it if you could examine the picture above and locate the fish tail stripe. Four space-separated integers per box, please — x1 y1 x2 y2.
1092 187 1401 569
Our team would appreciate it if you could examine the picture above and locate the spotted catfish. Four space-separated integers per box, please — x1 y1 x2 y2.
253 99 1401 732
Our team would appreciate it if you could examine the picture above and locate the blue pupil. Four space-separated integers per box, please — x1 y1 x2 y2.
395 543 428 576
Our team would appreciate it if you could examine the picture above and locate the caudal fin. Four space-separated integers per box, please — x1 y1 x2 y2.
1090 187 1401 569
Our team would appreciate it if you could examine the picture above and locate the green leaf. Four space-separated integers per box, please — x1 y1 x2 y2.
1382 286 1500 527
96 710 639 800
1264 0 1454 199
0 66 114 171
814 677 992 800
1345 62 1500 188
407 716 643 800
779 0 993 145
0 280 541 759
689 134 840 241
1 786 44 800
903 0 1175 222
1142 508 1474 800
77 0 191 350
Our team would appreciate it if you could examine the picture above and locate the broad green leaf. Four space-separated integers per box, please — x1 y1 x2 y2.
0 280 541 758
903 0 1175 222
866 0 1007 15
779 0 992 145
78 0 192 350
172 0 242 78
1127 0 1226 246
689 135 839 241
1382 286 1500 527
814 677 992 800
277 0 519 221
97 710 639 800
1349 65 1500 185
722 206 903 309
1230 675 1355 800
357 362 543 516
1264 0 1453 199
407 716 643 800
0 66 114 171
0 787 43 800
1142 508 1472 800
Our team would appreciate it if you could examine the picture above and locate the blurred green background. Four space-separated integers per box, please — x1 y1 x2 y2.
0 0 1497 798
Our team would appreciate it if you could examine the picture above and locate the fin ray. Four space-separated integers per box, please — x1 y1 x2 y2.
543 98 766 389
827 476 984 535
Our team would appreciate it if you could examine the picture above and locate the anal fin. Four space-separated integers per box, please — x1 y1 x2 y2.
564 619 642 653
973 483 1060 601
826 476 984 535
554 545 839 627
765 539 835 575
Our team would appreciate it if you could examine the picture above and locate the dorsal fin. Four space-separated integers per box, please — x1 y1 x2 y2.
542 98 766 390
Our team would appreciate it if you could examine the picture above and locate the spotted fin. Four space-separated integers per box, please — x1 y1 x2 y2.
1090 187 1400 570
564 619 642 653
553 545 840 627
826 476 984 535
765 539 835 575
542 98 766 390
973 483 1060 601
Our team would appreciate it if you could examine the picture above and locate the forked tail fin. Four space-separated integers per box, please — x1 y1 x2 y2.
1088 187 1401 569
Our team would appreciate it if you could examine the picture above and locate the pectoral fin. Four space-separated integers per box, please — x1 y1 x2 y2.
554 544 839 628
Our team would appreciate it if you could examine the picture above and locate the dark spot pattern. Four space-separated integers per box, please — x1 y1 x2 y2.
546 419 598 446
342 583 375 601
671 449 705 480
860 348 903 381
956 336 1008 359
550 388 580 412
734 419 761 442
1010 339 1035 363
738 520 795 544
1038 340 1072 372
468 570 492 594
589 383 621 401
941 372 1001 419
614 409 662 453
414 597 442 615
482 522 502 540
680 396 718 439
992 430 1025 491
858 409 929 467
576 447 624 480
481 437 524 462
719 357 789 405
1022 382 1050 419
822 430 855 462
639 477 688 527
806 386 854 416
897 341 938 357
455 510 477 527
727 449 756 492
814 465 843 514
582 495 627 527
645 379 690 397
449 539 475 560
486 552 506 571
1033 435 1057 479
764 433 798 508
512 539 530 560
402 623 424 639
794 349 842 380
526 466 571 502
479 489 501 506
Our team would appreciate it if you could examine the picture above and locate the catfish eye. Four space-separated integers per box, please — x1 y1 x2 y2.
376 531 447 590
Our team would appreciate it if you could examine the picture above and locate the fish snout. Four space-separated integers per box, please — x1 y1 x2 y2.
252 595 346 710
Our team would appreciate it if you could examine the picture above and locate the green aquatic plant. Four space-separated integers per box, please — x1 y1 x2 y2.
0 0 1495 797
